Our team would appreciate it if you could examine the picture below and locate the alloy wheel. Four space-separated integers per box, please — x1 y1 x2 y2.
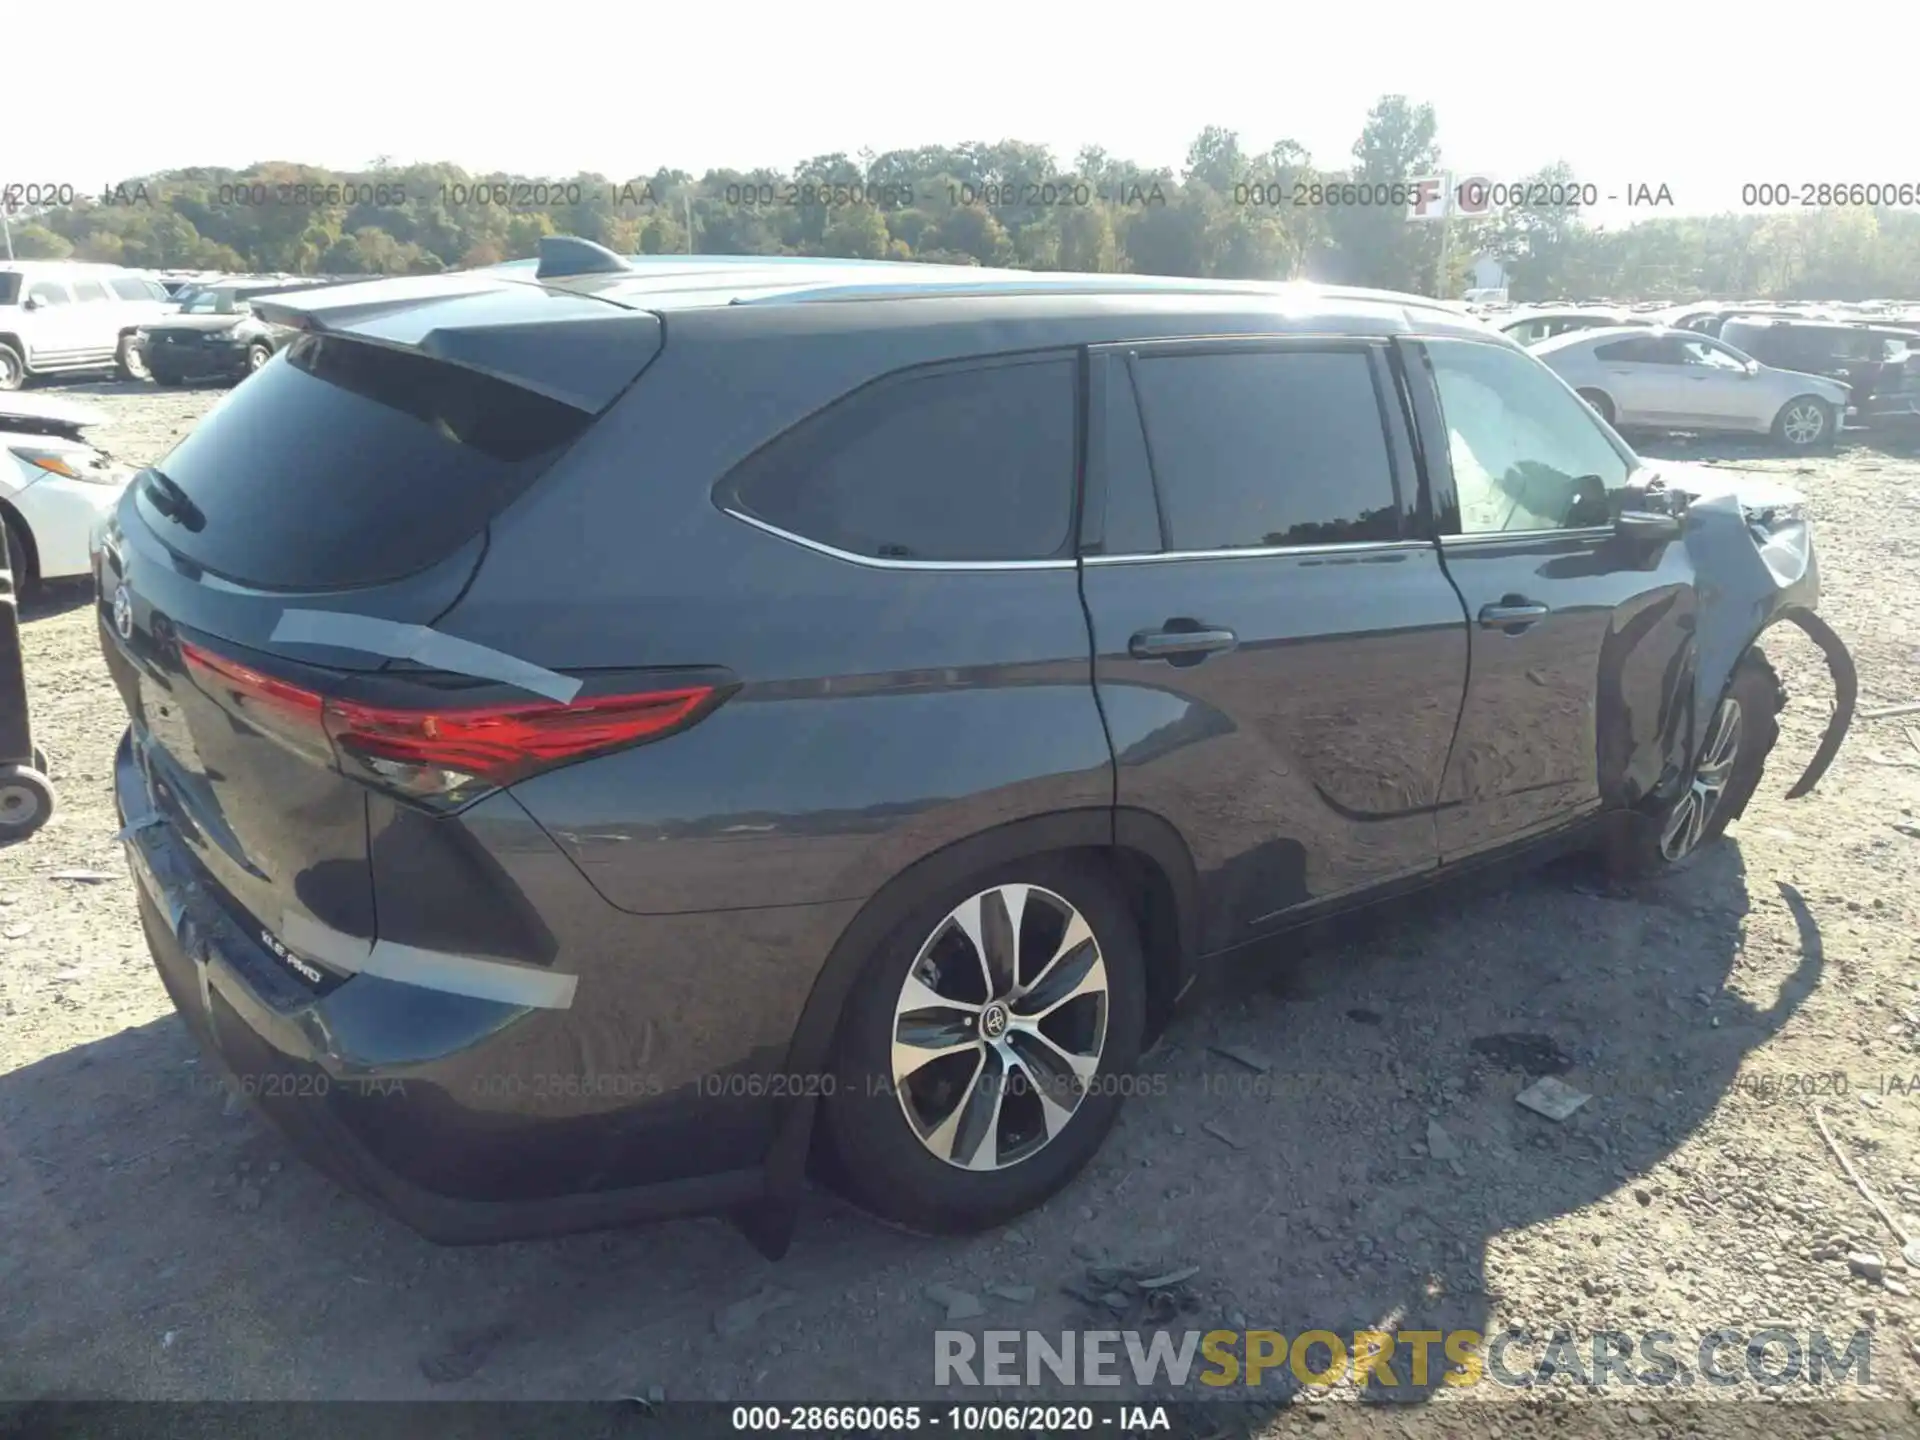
889 883 1109 1171
0 352 19 390
1659 697 1743 861
1782 402 1827 446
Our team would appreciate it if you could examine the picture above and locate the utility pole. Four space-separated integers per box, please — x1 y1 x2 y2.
684 193 695 255
1435 171 1453 299
2 211 13 261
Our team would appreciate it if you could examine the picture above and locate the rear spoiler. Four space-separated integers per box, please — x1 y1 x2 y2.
248 259 660 414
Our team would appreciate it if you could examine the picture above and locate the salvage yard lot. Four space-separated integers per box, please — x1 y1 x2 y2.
4 382 1920 1416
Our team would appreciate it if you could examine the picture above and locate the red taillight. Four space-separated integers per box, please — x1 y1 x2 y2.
179 640 716 806
324 688 714 788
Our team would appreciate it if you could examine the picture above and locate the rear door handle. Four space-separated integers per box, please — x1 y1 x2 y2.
1129 626 1238 661
1478 599 1550 630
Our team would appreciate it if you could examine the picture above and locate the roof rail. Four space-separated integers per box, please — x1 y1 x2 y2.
536 235 631 280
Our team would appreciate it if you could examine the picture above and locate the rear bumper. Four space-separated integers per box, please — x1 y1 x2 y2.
114 727 816 1244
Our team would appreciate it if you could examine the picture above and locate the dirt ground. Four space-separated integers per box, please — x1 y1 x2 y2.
4 380 1920 1430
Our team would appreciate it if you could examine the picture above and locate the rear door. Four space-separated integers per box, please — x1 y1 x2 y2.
1593 334 1689 424
1080 337 1469 954
1402 336 1697 856
98 310 659 987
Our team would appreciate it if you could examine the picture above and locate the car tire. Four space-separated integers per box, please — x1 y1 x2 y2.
3 513 35 596
0 342 25 392
1576 388 1616 425
1616 648 1782 875
1772 395 1835 451
822 853 1146 1234
116 335 150 382
246 343 272 373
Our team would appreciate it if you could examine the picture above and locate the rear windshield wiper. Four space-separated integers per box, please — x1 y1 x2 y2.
139 467 206 532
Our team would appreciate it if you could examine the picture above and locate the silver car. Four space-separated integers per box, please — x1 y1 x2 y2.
1532 325 1851 450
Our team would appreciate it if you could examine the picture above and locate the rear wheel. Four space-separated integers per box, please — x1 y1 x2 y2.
823 854 1145 1233
1576 388 1616 425
1773 395 1835 450
0 342 24 392
117 334 150 382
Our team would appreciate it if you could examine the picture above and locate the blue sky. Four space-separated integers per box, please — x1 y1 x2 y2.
24 0 1913 228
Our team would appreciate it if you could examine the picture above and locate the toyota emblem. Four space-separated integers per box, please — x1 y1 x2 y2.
112 584 134 640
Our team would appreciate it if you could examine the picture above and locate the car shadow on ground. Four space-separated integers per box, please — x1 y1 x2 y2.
19 577 93 622
0 838 1819 1409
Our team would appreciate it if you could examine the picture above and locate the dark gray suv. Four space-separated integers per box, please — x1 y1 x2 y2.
95 239 1856 1253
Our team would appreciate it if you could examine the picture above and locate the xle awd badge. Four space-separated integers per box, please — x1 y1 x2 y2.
112 584 133 640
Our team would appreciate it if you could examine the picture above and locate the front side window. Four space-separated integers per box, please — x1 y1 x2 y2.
722 354 1077 562
1682 338 1749 371
1127 348 1400 551
26 282 69 306
1426 338 1635 535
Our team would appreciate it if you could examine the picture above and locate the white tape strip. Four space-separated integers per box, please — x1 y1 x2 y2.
280 911 577 1011
269 609 582 705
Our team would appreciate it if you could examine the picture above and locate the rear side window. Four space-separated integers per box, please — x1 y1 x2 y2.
137 333 592 590
721 354 1077 562
72 280 108 302
1127 348 1400 551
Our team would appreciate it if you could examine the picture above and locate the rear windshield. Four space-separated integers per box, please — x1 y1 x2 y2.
136 333 592 590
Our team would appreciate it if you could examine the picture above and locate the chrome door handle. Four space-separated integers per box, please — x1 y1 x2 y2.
1478 601 1550 629
1129 627 1238 661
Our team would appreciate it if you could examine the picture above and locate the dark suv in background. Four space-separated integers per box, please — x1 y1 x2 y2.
95 240 1853 1252
1721 316 1920 426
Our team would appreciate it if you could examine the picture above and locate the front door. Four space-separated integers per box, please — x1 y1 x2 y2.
1673 335 1763 429
1401 336 1698 858
1079 338 1469 954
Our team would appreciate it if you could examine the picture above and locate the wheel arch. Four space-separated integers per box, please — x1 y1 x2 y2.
780 807 1200 1096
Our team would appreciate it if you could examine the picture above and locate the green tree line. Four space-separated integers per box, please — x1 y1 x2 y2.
11 96 1920 300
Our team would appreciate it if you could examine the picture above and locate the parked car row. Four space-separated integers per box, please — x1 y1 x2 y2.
1481 297 1920 447
0 261 381 391
0 262 175 388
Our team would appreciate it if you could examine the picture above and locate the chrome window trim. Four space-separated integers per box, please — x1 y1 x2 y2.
1085 539 1433 566
1438 525 1615 544
720 507 1077 571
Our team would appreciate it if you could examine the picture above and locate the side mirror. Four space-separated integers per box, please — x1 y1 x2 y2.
1617 509 1682 542
21 296 40 311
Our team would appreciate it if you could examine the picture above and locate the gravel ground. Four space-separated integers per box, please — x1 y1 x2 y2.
3 381 1920 1431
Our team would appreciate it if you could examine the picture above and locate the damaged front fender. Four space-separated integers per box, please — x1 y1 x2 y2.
1672 469 1856 802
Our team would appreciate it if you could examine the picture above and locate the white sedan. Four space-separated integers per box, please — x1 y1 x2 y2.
1530 326 1853 451
1 394 131 592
